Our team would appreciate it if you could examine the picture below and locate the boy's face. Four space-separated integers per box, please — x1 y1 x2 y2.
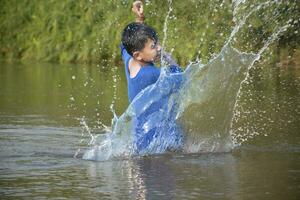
135 39 161 63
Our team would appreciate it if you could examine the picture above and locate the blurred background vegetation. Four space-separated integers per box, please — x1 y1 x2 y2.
0 0 299 66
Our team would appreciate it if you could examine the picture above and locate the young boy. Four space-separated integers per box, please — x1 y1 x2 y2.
120 1 183 154
121 0 181 102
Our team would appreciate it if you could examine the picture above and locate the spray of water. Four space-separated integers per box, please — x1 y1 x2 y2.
82 0 296 160
161 0 174 68
162 0 173 48
228 1 295 146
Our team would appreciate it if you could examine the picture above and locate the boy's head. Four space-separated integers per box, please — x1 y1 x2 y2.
122 22 161 63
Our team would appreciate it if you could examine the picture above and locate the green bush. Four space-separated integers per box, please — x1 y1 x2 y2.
0 0 299 66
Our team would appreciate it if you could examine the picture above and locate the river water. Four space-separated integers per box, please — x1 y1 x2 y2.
0 60 299 199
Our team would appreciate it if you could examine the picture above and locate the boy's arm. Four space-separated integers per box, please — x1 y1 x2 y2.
132 1 181 72
121 1 143 64
161 49 178 67
160 48 182 72
132 1 145 23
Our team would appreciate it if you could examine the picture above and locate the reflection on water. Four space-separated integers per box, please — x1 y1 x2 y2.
0 62 128 127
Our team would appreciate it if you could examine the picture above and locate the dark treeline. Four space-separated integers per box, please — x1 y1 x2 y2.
0 0 299 66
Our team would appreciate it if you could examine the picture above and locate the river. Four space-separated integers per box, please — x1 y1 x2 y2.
0 60 299 199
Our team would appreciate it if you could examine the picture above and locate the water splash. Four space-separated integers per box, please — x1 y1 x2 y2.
229 24 291 146
74 116 93 158
228 1 296 146
161 0 174 67
83 1 296 161
162 0 173 48
110 63 118 108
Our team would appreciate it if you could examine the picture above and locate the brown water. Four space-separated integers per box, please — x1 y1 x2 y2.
0 62 299 199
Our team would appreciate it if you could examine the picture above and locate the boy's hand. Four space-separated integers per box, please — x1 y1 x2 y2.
161 49 179 67
132 1 144 23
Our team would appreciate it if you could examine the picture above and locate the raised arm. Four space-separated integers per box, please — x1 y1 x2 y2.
160 49 178 67
132 0 181 71
132 1 145 23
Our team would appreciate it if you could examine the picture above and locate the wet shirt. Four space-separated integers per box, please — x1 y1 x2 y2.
120 44 161 102
120 43 184 154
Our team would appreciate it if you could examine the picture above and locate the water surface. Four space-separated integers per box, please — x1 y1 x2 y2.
0 62 299 199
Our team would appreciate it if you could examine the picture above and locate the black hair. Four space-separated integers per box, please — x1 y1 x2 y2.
121 22 158 56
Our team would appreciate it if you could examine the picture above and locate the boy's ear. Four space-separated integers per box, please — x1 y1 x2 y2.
133 51 142 61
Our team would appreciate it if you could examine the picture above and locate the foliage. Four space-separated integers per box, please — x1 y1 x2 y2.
0 0 299 66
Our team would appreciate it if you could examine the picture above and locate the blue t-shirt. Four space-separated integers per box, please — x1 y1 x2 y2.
120 43 184 154
120 44 160 102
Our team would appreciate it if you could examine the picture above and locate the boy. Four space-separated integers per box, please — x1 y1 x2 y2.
121 0 181 103
120 1 183 154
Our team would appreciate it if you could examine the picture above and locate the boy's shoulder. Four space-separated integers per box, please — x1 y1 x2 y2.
129 58 142 78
